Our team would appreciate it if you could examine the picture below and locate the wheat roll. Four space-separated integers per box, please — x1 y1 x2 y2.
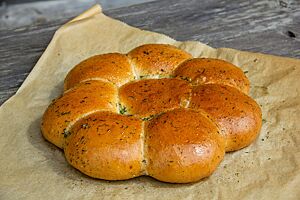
119 78 191 118
146 108 225 183
64 53 134 90
41 80 118 148
127 44 192 77
190 84 262 152
64 112 143 180
175 58 250 94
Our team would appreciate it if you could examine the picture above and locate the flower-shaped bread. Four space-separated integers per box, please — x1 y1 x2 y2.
41 44 262 183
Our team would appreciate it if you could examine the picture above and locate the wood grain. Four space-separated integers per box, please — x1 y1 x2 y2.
0 0 299 105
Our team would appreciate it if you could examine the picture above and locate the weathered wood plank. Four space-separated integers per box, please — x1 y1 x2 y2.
108 0 300 56
0 0 299 105
0 0 153 30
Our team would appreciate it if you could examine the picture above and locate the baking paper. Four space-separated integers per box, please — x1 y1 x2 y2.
0 5 299 200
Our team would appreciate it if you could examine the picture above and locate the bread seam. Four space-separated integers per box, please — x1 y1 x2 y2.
126 55 139 80
184 88 192 108
116 87 121 114
140 121 148 175
172 57 193 73
64 78 116 93
139 74 174 79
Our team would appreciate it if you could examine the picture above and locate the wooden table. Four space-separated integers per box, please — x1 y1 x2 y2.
0 0 299 105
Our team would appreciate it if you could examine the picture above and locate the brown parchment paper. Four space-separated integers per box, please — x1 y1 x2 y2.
0 4 299 200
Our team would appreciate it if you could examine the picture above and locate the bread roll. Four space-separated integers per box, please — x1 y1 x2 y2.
41 80 117 148
119 78 191 118
189 84 262 152
41 44 262 183
174 58 250 94
64 53 134 90
146 108 225 183
65 112 143 180
127 44 192 77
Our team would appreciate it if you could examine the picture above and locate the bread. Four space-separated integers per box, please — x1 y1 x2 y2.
146 108 225 183
174 58 250 94
119 78 191 118
64 53 134 90
41 44 262 183
127 44 192 77
190 84 262 152
41 80 118 148
64 112 143 180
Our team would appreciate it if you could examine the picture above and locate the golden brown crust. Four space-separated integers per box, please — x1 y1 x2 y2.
64 53 134 90
119 78 192 118
41 44 263 183
174 58 250 94
189 84 262 152
41 80 118 148
64 112 143 180
127 44 192 77
146 108 225 183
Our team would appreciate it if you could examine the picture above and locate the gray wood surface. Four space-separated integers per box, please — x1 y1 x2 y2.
0 0 152 30
0 0 299 105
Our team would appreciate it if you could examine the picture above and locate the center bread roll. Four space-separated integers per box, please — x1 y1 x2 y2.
119 78 192 118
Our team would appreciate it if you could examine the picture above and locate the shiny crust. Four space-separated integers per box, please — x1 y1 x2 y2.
41 80 118 148
174 58 250 94
146 108 225 183
41 44 262 183
119 78 192 118
65 112 143 180
127 44 192 77
64 53 134 90
189 84 262 152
